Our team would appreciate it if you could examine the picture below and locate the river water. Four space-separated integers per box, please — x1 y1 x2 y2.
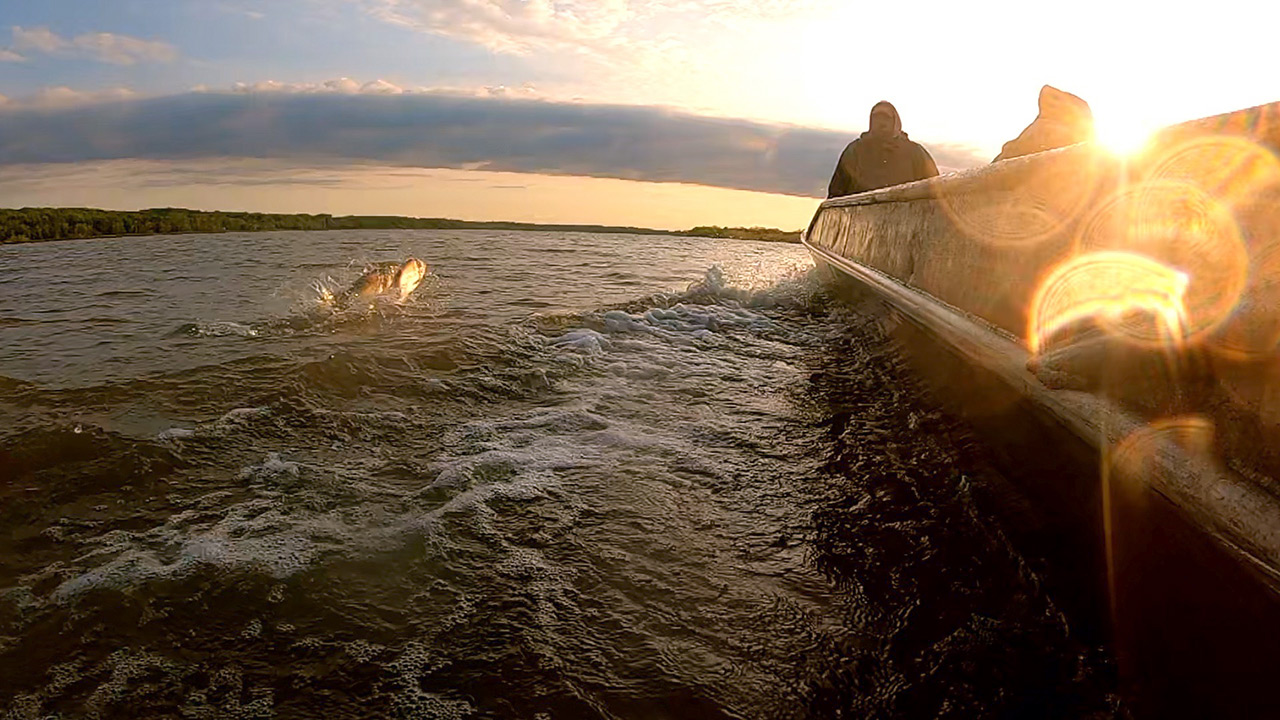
0 230 1120 718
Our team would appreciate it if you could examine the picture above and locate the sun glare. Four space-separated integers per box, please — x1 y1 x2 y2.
1094 113 1159 157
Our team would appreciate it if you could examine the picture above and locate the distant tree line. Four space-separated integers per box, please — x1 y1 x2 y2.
0 207 800 244
681 226 802 243
0 208 333 243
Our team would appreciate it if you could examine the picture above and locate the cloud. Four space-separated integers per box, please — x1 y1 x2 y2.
0 158 365 191
1 86 138 110
9 26 177 65
356 0 827 58
226 77 409 95
69 31 179 65
11 26 62 54
0 89 987 197
218 77 545 100
361 0 635 55
0 48 22 62
214 76 552 103
213 3 266 20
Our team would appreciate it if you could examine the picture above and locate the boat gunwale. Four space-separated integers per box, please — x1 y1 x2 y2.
803 235 1280 588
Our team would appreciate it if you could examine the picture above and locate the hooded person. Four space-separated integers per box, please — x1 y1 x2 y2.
993 85 1094 162
827 101 940 198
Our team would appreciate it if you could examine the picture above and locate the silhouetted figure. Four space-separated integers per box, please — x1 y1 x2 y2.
827 101 940 198
993 85 1094 162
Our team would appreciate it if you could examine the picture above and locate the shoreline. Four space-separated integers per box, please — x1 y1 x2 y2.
0 207 802 246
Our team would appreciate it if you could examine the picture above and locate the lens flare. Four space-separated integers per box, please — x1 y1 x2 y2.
1139 139 1280 358
1110 415 1217 482
938 189 1060 245
1213 187 1280 358
1029 251 1189 354
1075 180 1248 346
1101 413 1218 633
938 147 1105 247
1145 135 1280 209
1215 344 1280 422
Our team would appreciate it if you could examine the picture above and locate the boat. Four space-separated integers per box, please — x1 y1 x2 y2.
803 101 1280 717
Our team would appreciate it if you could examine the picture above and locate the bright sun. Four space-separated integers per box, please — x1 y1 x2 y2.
1094 113 1160 157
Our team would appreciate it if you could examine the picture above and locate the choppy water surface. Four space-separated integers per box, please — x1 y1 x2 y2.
0 230 1120 718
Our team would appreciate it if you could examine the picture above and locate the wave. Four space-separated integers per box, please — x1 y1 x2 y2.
95 289 156 298
173 320 261 338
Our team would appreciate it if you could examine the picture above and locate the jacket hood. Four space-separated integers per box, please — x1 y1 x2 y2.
868 100 903 137
1037 85 1092 124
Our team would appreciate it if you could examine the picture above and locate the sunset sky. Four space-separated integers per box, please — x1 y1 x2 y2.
2 0 1278 229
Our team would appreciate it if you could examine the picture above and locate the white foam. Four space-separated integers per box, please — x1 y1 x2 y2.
156 407 273 442
50 506 325 602
44 452 392 602
495 545 576 627
602 310 652 333
45 408 604 604
239 452 301 481
188 321 259 338
530 266 824 402
549 328 612 354
386 642 474 720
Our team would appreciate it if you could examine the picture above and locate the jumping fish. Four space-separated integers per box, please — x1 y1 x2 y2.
333 258 429 306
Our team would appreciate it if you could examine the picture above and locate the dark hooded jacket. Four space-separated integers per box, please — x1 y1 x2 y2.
993 85 1094 162
827 101 940 198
